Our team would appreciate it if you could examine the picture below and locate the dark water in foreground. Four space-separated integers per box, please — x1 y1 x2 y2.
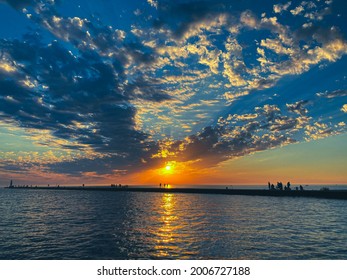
0 188 346 259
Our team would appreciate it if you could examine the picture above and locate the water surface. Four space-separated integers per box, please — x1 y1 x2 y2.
0 188 346 259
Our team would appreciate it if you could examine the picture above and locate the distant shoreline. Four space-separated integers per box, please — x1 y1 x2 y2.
4 186 347 200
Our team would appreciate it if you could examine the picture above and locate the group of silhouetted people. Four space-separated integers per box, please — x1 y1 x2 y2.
110 184 128 188
159 183 169 188
8 180 38 188
268 181 304 191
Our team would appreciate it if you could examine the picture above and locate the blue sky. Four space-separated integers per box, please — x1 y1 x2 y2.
0 0 346 185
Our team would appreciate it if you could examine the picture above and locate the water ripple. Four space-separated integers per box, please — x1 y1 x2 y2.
0 188 346 259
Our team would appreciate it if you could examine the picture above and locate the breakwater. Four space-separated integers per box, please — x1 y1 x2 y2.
5 186 347 200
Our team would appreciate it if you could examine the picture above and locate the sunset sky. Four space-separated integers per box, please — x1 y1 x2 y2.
0 0 346 186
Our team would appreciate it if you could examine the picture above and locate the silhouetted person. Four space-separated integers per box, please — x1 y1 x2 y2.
299 185 304 191
271 184 275 190
268 182 271 190
159 183 162 188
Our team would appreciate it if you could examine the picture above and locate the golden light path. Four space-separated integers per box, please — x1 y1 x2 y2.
153 193 183 258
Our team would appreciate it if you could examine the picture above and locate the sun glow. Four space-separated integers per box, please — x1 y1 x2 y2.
163 161 176 175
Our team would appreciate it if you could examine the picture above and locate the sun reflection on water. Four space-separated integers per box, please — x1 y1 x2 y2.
151 193 200 258
154 193 179 257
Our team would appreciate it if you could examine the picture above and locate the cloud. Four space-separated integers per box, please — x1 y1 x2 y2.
151 0 238 41
290 5 304 16
147 0 158 9
270 116 298 132
273 2 291 13
0 34 166 175
316 89 347 98
0 62 16 73
132 2 347 150
304 122 336 140
1 0 346 179
38 15 130 59
304 7 331 21
240 10 258 28
235 113 258 120
153 103 320 168
260 38 294 55
286 100 309 116
155 92 347 169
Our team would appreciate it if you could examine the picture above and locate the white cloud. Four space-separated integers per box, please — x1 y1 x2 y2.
273 2 292 13
316 89 347 98
260 38 294 55
222 37 248 87
290 5 305 16
224 91 249 102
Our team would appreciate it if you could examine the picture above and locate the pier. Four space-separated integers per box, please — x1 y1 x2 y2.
4 186 347 200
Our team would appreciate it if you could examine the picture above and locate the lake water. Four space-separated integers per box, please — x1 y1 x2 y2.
0 187 346 259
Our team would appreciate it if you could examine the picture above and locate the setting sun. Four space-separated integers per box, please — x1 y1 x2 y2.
162 161 176 175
